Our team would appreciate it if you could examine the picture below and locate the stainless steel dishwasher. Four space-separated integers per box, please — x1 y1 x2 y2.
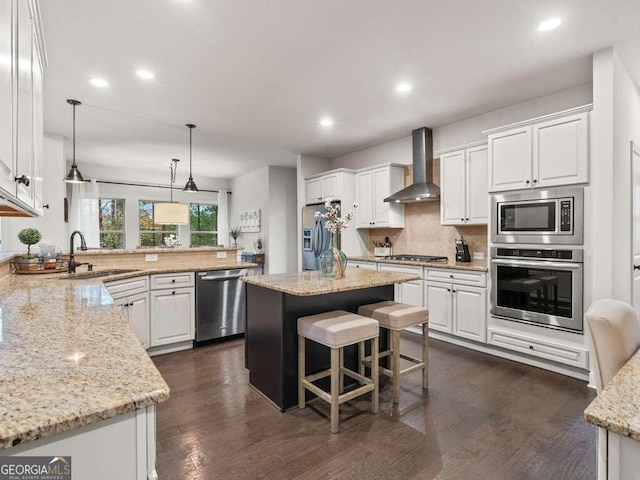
195 269 248 343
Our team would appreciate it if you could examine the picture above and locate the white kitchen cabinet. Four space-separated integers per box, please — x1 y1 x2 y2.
425 272 487 342
0 0 15 197
356 164 404 228
486 106 590 193
378 263 423 307
31 30 43 214
425 281 452 333
150 287 195 347
452 285 486 342
533 112 589 188
440 143 488 225
114 292 150 348
349 261 377 270
304 169 354 204
15 0 33 207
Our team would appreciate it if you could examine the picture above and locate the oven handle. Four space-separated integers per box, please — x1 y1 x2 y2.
491 258 582 270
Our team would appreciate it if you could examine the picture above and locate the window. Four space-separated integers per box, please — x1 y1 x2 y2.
99 198 125 249
190 203 218 246
139 200 177 247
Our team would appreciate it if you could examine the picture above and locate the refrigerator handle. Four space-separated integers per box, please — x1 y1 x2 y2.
313 218 323 256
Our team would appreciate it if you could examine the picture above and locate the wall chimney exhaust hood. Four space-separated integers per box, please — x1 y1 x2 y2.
384 127 440 203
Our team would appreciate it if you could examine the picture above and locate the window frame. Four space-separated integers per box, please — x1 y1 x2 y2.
98 197 126 249
189 202 218 247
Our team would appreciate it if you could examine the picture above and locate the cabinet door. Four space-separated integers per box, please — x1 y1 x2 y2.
305 178 322 204
356 170 373 227
533 112 588 188
440 150 466 225
150 288 195 346
488 127 532 192
452 285 486 343
320 173 338 200
15 0 32 205
0 0 15 196
466 145 488 225
128 292 150 348
372 167 391 226
425 281 452 333
31 33 43 214
398 280 424 307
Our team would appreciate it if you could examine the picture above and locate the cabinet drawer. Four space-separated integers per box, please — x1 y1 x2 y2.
378 263 422 276
425 268 486 287
350 261 377 271
151 272 195 290
487 327 588 369
105 276 149 299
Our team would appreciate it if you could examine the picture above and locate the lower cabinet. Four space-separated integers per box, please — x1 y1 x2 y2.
113 292 150 348
425 281 487 343
378 263 424 307
150 287 195 347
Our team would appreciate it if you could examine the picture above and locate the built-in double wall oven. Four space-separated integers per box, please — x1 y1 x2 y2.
490 187 585 332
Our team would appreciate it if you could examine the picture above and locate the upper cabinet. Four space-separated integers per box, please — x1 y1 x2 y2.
355 164 404 228
304 169 354 204
0 0 45 216
485 106 591 193
439 143 488 226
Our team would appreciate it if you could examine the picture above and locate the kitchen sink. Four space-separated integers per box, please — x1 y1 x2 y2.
61 269 141 280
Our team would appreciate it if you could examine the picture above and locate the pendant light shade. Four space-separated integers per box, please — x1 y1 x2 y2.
64 99 87 183
154 202 189 225
183 123 199 193
154 159 189 225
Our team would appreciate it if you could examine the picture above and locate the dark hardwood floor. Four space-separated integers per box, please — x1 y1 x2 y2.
152 334 596 480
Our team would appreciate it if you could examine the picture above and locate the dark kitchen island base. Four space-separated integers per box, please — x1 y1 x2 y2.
245 283 394 411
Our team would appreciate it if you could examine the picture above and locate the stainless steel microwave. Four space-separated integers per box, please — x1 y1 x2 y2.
491 187 584 245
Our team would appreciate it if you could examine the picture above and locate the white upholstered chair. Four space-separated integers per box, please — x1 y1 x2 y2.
585 299 640 393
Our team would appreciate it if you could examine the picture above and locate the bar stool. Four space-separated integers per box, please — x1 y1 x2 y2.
358 301 428 404
298 310 379 433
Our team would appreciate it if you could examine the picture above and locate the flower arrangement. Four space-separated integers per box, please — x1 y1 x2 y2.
229 226 241 246
163 234 182 248
314 198 358 233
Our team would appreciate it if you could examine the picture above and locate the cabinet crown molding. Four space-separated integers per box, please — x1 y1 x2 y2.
436 141 488 156
304 167 355 181
355 162 406 173
481 104 593 136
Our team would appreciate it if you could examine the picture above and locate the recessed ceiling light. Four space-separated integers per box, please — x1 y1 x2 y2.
538 18 561 32
396 82 412 93
90 78 109 87
136 70 155 80
320 118 334 127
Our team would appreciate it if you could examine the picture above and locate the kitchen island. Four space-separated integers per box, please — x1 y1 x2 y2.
584 349 640 479
242 268 420 410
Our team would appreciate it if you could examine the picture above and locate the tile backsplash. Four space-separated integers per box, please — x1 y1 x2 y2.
367 159 488 258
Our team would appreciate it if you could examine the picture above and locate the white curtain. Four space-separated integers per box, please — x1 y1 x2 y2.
217 190 229 246
69 180 100 248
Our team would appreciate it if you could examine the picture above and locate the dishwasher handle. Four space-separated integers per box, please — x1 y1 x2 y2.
199 274 246 281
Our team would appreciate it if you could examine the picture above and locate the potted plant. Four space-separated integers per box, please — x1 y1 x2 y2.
17 228 42 271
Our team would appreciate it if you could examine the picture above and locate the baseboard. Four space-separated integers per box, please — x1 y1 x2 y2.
147 340 193 357
405 326 589 382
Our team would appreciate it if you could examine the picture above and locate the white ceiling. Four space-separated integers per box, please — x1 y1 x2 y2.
41 0 640 179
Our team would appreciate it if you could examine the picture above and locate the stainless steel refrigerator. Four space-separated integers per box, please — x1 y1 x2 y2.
301 202 340 271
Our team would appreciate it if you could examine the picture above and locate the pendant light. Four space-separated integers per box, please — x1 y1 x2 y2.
183 123 199 192
154 159 189 225
64 99 87 183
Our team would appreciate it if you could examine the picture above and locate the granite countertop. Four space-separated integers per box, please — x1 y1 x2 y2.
72 246 244 255
0 261 255 449
349 256 488 272
241 267 420 296
584 349 640 441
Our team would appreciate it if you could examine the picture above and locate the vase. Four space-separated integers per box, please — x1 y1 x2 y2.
318 233 347 279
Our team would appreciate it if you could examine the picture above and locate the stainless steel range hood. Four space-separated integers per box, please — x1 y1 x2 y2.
384 127 440 203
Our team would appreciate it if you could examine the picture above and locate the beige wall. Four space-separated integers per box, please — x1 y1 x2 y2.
367 160 488 259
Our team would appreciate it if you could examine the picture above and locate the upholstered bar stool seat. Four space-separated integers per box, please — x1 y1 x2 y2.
358 301 429 404
298 310 379 433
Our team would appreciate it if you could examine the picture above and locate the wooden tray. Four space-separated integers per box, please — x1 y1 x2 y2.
12 267 67 275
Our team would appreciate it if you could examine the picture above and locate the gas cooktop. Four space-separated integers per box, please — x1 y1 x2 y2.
384 254 448 263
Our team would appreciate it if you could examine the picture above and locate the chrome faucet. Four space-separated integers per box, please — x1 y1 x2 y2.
68 230 88 273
